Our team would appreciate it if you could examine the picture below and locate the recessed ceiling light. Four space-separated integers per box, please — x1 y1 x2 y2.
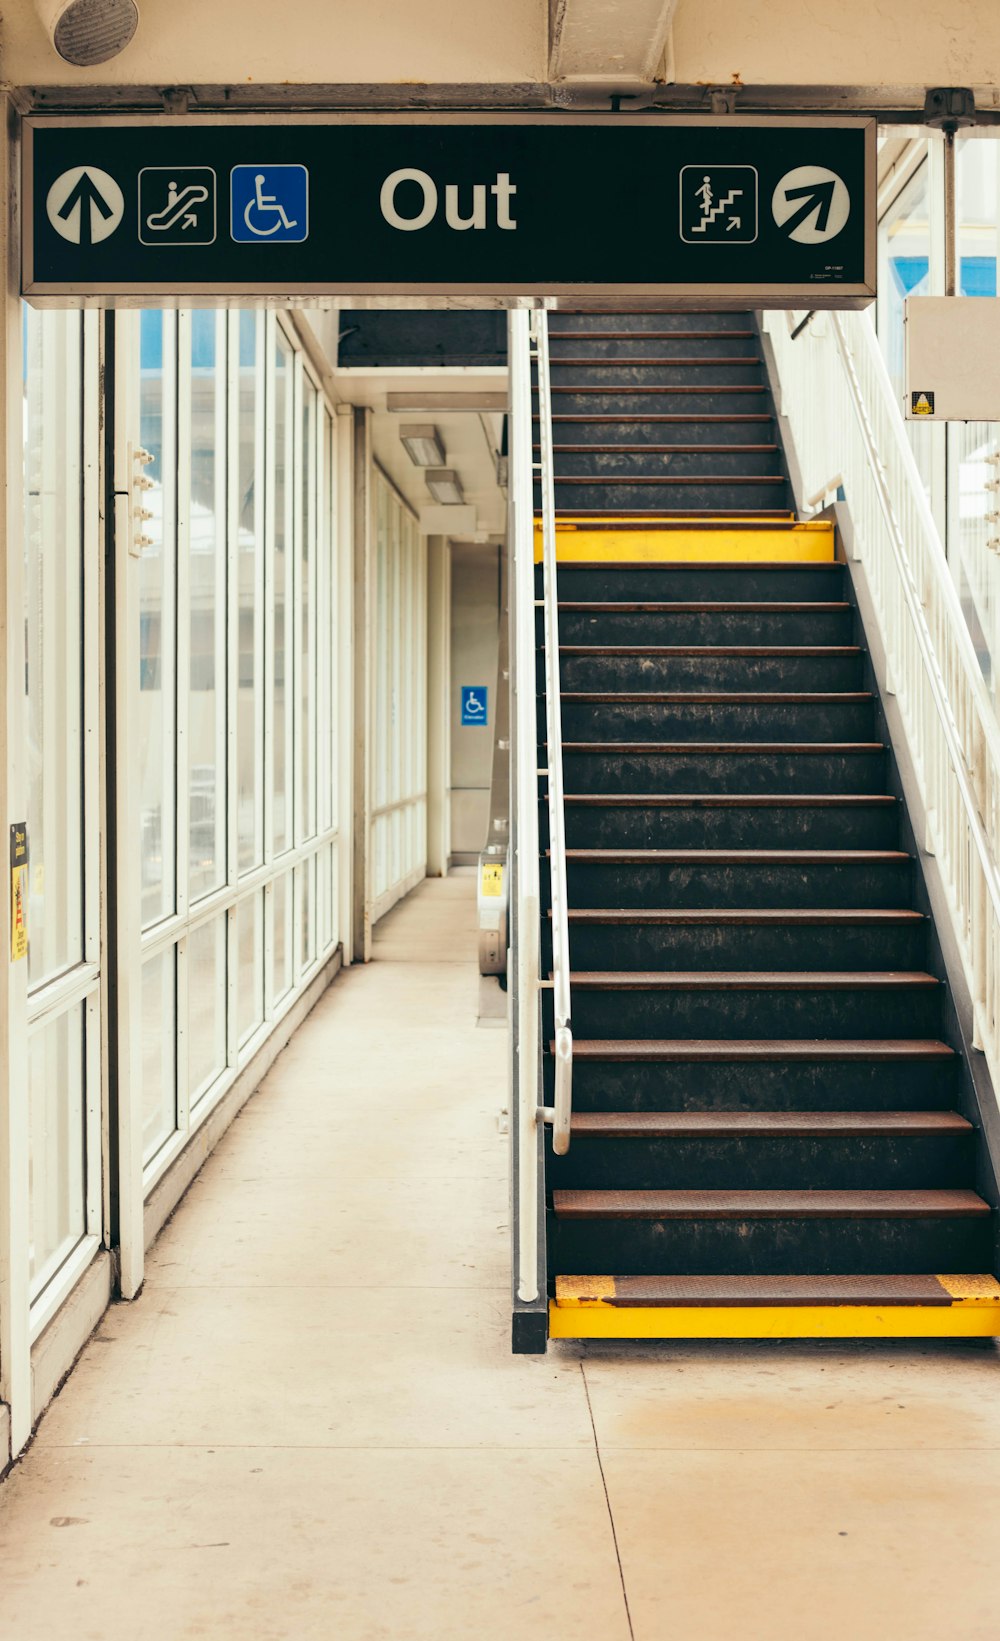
425 469 465 505
400 425 446 466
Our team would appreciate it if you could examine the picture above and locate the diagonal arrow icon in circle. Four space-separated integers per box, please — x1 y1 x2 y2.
46 165 124 247
780 179 836 238
771 165 850 246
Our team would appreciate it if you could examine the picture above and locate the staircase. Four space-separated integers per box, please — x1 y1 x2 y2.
531 310 1000 1342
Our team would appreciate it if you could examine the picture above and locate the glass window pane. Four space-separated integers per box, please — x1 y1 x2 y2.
299 856 316 972
957 137 998 297
237 891 264 1046
142 946 177 1165
188 310 227 901
271 870 293 1004
139 309 177 929
23 305 85 989
29 1005 86 1296
299 376 317 842
187 914 227 1101
237 311 264 874
271 328 294 855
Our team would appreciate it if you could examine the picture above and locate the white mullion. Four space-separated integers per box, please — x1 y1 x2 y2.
82 310 100 971
81 310 104 1260
84 987 102 1241
176 930 190 1135
309 382 320 842
252 311 266 873
226 313 239 1070
262 315 277 1018
263 314 276 872
174 311 192 1134
292 352 304 851
335 405 353 955
175 311 192 929
292 353 305 979
110 308 145 1301
159 311 179 931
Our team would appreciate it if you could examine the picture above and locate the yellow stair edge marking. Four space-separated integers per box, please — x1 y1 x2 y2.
533 519 835 564
548 1300 1000 1340
937 1273 1000 1300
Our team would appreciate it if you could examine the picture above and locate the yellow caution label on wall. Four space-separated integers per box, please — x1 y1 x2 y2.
481 862 504 898
10 822 27 962
911 391 935 416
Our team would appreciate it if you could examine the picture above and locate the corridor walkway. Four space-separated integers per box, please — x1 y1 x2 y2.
1 875 999 1639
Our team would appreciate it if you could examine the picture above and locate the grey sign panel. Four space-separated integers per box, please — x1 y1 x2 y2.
22 114 876 307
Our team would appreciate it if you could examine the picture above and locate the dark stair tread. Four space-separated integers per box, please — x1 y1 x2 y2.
567 970 940 991
567 1038 958 1062
559 646 859 657
547 330 756 340
552 475 786 485
560 908 922 924
550 508 794 516
570 1110 972 1138
562 794 895 807
556 602 851 613
559 691 872 704
543 414 775 423
553 1273 998 1307
541 444 780 456
562 848 909 863
553 1188 990 1221
548 385 769 395
562 741 886 755
544 356 764 367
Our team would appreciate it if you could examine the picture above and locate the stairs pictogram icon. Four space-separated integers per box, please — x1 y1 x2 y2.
691 188 743 232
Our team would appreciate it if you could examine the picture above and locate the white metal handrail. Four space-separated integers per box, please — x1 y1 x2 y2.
764 306 1000 1075
531 310 573 1155
509 310 541 1303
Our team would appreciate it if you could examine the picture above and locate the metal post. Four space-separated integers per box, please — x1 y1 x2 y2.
944 127 957 299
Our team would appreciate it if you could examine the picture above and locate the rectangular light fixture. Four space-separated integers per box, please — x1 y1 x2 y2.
400 424 446 466
425 469 465 505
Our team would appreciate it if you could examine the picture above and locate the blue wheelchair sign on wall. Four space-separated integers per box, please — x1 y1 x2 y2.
231 165 309 243
461 686 488 727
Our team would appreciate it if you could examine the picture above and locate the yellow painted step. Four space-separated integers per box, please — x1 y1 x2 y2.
534 516 835 563
549 1273 1000 1339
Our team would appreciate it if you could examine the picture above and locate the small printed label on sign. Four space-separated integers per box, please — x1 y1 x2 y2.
481 862 504 898
912 391 935 416
10 822 27 962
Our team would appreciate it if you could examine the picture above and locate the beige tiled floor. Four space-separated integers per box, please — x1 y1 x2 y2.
2 874 1000 1639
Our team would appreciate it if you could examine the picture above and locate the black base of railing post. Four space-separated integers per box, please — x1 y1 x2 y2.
511 1301 549 1354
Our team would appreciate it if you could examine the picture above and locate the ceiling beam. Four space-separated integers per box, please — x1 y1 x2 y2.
548 0 679 83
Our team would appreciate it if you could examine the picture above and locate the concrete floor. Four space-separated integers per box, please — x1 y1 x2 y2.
2 873 1000 1639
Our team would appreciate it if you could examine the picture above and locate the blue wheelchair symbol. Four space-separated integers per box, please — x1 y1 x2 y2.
231 165 309 243
461 686 488 727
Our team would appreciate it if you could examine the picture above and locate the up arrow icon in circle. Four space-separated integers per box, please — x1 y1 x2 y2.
46 165 125 247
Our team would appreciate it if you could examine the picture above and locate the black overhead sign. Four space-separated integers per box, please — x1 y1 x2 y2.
22 115 876 306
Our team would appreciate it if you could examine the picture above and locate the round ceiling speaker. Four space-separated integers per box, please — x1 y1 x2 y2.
51 0 139 65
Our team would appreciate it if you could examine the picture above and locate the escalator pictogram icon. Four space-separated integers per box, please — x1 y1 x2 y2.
138 168 217 246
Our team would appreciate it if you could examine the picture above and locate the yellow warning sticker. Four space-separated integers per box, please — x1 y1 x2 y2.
911 391 935 416
481 862 504 898
10 822 27 963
